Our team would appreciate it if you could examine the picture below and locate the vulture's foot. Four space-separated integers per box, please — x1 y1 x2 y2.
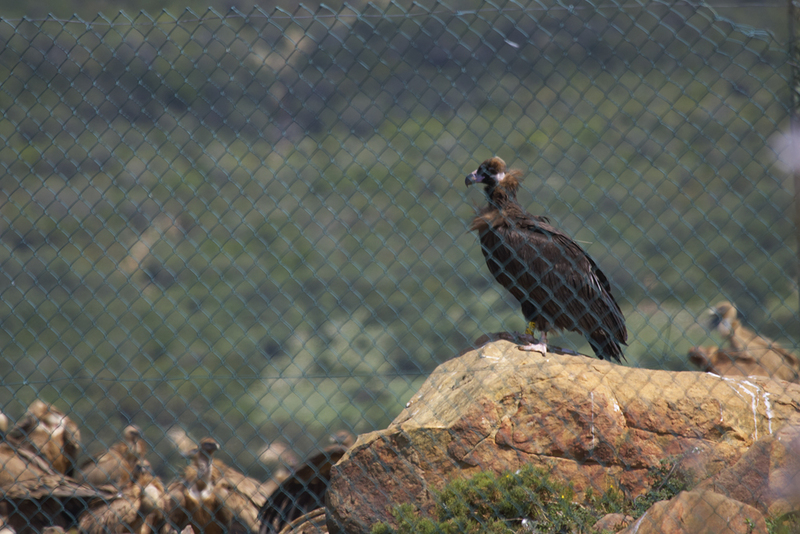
517 341 547 353
516 333 547 354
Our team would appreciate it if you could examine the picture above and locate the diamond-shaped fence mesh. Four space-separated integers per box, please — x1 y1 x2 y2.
0 1 797 533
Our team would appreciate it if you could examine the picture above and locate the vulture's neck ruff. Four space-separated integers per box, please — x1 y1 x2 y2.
190 439 219 497
484 173 522 210
190 455 216 501
466 163 527 233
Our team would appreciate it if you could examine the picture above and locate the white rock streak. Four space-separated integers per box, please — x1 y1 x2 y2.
590 391 596 450
721 377 774 441
763 390 774 435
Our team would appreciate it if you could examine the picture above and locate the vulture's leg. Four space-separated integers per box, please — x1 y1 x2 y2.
518 321 547 353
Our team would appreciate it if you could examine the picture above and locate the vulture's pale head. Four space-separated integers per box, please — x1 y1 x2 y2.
708 301 738 336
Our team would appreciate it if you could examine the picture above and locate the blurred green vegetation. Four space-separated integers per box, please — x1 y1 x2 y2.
0 1 796 478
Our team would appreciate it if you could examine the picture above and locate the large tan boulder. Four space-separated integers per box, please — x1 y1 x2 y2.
618 489 767 534
697 417 800 516
326 340 800 534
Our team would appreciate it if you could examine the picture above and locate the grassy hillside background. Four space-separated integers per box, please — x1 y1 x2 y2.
0 0 796 477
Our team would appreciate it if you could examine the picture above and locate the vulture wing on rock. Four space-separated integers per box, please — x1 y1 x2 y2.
465 157 627 361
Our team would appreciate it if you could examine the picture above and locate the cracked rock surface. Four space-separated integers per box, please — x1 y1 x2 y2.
326 340 800 534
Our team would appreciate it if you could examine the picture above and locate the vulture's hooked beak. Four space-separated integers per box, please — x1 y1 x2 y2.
706 307 727 331
465 171 481 187
706 307 718 326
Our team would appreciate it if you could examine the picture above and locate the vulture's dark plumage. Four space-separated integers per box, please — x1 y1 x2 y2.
258 431 354 534
465 157 627 361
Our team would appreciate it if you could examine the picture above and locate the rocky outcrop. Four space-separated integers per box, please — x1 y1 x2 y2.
696 417 800 517
592 513 633 532
326 340 800 534
619 489 767 534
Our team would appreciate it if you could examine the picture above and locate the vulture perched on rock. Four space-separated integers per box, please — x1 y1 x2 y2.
465 157 627 361
700 301 800 381
687 344 799 382
709 301 796 356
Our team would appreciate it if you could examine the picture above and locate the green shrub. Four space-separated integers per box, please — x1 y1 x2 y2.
767 512 800 534
372 459 693 534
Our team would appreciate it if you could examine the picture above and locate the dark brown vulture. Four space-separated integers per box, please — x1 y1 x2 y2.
6 400 82 477
465 157 627 361
258 431 354 534
77 425 147 489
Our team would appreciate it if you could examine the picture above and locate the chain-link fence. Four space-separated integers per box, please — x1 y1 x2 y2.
0 0 797 532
